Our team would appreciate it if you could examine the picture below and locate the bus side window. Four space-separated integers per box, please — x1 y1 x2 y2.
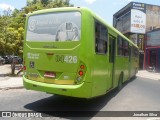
129 45 131 62
134 48 139 57
118 36 129 57
118 36 123 56
95 22 108 54
124 40 129 56
132 46 135 57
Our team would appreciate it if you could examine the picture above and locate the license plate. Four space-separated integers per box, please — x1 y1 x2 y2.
44 72 56 78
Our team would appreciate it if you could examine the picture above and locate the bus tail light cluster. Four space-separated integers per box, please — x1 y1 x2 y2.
23 61 26 71
23 66 26 71
76 64 86 82
78 65 85 76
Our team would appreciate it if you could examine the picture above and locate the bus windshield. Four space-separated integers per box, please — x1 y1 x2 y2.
26 12 81 42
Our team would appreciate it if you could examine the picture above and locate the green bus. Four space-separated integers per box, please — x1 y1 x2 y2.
23 7 139 98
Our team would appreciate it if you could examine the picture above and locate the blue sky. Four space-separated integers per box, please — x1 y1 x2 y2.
0 0 160 25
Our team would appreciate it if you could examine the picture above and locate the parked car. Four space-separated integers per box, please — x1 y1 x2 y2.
0 56 5 65
2 56 11 64
11 56 23 64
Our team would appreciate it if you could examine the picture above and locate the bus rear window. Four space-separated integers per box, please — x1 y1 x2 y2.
26 12 81 42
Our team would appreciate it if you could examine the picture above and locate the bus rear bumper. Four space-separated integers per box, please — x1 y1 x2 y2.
23 76 92 98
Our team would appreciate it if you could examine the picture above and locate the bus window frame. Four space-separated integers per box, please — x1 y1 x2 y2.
94 20 108 55
26 11 82 42
117 35 129 57
117 36 123 56
123 40 129 57
109 34 116 63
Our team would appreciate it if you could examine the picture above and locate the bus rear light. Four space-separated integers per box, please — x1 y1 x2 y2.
80 65 85 69
76 62 86 82
79 71 83 76
23 66 26 71
76 76 82 81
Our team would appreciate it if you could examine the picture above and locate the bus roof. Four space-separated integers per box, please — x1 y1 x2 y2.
27 7 138 49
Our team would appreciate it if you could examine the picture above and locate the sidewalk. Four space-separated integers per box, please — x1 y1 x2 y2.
0 77 23 90
137 70 160 80
0 70 160 90
0 64 24 90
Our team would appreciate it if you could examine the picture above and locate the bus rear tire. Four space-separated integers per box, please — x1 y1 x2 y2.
118 73 123 91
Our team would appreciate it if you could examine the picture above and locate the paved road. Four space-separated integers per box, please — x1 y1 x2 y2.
0 77 160 120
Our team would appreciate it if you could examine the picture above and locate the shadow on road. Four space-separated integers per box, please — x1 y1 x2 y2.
0 73 10 77
0 72 18 77
24 77 136 118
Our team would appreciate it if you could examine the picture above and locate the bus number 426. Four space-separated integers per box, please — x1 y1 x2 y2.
56 55 77 63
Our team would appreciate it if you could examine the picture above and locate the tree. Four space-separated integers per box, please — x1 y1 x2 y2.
0 0 74 56
0 16 12 55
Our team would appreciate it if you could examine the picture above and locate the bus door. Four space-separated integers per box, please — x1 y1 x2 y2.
109 35 116 88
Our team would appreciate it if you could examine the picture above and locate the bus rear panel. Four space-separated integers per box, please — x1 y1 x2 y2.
23 8 93 98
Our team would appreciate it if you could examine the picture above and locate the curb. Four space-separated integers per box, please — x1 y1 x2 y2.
0 86 24 91
136 75 158 79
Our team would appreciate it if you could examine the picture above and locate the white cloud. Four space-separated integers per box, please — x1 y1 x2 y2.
124 0 133 2
0 3 15 11
84 0 96 4
113 0 133 6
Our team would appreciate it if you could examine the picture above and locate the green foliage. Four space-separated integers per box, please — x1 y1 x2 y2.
0 0 73 56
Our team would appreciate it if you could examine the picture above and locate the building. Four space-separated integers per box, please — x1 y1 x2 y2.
145 28 160 71
113 2 160 71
